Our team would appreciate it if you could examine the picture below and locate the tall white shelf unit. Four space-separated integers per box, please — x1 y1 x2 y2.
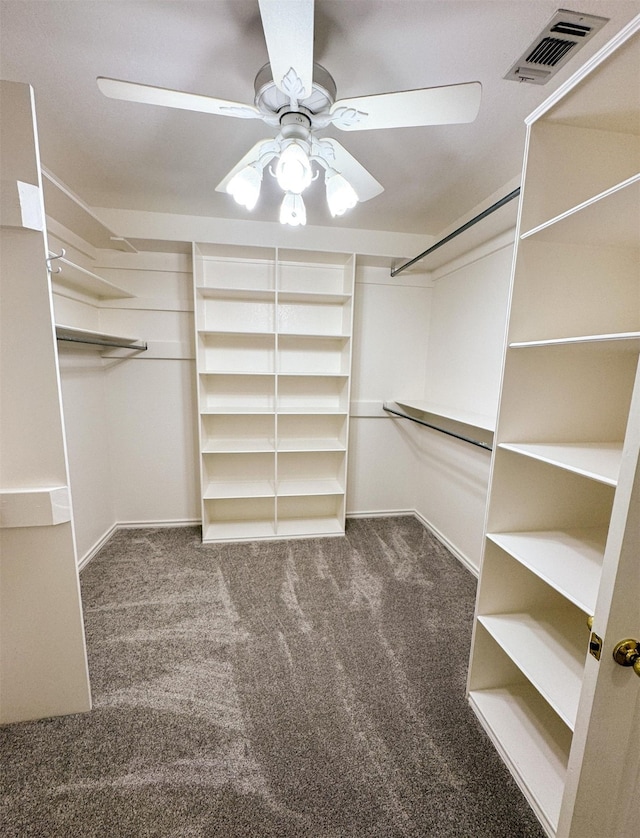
468 19 639 838
193 244 355 542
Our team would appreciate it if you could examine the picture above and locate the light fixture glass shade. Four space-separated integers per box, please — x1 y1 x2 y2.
226 163 262 211
279 192 307 226
325 170 358 217
275 141 313 194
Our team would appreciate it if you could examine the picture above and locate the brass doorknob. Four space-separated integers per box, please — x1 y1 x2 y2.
612 639 640 677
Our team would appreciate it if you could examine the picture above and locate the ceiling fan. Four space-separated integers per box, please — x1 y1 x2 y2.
97 0 481 225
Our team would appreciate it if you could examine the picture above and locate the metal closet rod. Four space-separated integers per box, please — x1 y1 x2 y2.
57 335 148 351
383 404 493 451
390 187 521 277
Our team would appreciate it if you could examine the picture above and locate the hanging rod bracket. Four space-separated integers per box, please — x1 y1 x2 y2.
46 248 66 274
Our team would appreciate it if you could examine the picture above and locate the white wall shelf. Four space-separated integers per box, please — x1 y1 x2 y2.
55 324 147 353
392 399 495 432
385 400 495 451
193 243 355 542
468 21 640 838
42 168 135 253
478 611 584 730
0 486 71 528
50 254 134 300
498 443 622 487
486 529 606 615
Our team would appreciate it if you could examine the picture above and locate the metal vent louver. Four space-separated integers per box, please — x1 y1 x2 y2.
504 9 609 84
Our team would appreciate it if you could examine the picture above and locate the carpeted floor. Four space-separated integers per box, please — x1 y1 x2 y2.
1 516 545 837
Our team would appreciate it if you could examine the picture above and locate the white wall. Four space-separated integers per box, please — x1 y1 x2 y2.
97 252 199 528
105 359 198 524
54 248 198 564
53 234 116 562
97 251 200 524
57 352 115 559
413 232 514 572
346 263 431 516
424 232 514 419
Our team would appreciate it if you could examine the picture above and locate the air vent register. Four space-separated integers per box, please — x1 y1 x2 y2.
504 9 608 84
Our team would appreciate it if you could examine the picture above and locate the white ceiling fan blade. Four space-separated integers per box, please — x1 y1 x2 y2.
316 138 384 203
258 0 314 100
97 77 262 120
330 82 482 131
215 139 279 193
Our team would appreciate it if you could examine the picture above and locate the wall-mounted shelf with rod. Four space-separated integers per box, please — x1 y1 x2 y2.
383 400 494 450
48 252 134 300
55 325 147 352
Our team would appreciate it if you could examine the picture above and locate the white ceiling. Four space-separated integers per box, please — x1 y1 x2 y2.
1 0 638 236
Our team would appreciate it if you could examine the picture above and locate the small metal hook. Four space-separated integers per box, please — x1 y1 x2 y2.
46 248 66 274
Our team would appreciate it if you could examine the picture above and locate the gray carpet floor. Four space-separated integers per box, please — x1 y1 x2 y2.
1 516 545 837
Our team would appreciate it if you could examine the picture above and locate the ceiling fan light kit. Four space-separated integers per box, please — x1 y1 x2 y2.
97 0 482 226
224 109 363 226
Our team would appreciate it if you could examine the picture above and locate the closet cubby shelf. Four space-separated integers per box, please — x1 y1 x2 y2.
278 407 349 415
276 440 346 452
202 441 275 454
486 529 606 615
277 331 351 339
278 371 349 379
195 286 275 301
197 328 275 337
498 442 622 486
469 685 570 835
478 611 584 730
199 370 275 377
203 481 275 500
203 521 276 541
278 291 351 304
276 479 344 496
276 517 343 537
49 254 133 300
200 407 275 415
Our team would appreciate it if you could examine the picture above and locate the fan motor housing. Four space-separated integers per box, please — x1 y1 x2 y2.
254 62 337 115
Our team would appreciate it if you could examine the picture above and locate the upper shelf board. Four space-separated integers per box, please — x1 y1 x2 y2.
42 169 136 252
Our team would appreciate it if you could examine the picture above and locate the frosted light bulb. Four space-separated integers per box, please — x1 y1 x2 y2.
226 164 262 210
279 192 307 226
325 170 358 217
275 142 313 194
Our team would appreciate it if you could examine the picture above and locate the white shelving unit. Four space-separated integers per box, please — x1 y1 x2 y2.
193 244 355 542
467 20 640 838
